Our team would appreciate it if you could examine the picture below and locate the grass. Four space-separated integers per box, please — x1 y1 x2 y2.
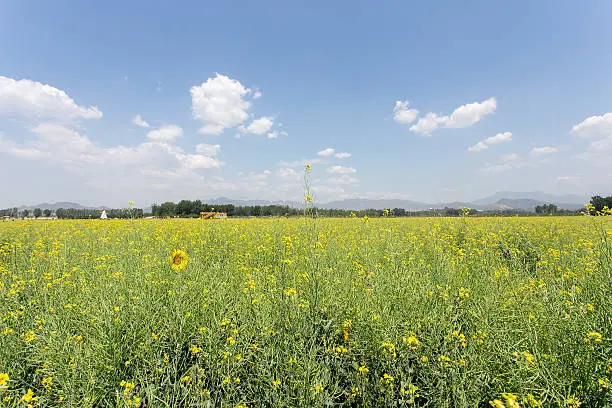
0 216 611 407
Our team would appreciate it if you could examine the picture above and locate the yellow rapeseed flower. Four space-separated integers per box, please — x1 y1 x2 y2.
42 376 53 390
585 331 603 343
170 250 188 271
0 373 8 387
21 389 37 403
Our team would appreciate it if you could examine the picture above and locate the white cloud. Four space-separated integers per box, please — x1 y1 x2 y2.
482 153 525 172
195 143 221 156
246 170 271 180
278 167 300 180
575 135 612 166
278 158 324 167
327 165 356 174
0 123 221 180
409 113 443 136
468 132 512 152
0 76 102 121
327 175 360 184
245 116 274 135
191 74 252 135
334 152 351 158
571 113 612 166
132 114 149 128
407 97 497 135
393 101 419 124
252 89 262 99
267 130 288 139
571 112 612 138
443 97 497 128
318 148 335 157
530 146 559 156
146 125 183 142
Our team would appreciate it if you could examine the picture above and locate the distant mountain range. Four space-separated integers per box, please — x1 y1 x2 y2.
322 191 587 211
13 191 589 213
17 202 109 211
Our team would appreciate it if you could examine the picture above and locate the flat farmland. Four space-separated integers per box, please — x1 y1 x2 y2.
0 217 611 407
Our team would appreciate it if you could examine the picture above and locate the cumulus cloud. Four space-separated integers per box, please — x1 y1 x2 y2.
190 74 284 138
146 125 183 142
267 130 288 139
572 112 612 166
575 135 612 166
409 113 443 135
278 167 300 180
245 116 274 135
191 74 252 135
132 114 149 128
278 158 323 167
393 101 419 124
0 76 102 121
316 148 350 159
246 170 272 180
318 148 335 157
530 146 559 156
327 165 356 174
406 97 497 136
468 132 512 152
195 143 221 156
481 152 525 172
0 123 221 179
443 97 497 128
571 112 612 138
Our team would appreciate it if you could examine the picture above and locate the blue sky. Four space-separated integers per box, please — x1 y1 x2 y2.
1 1 611 207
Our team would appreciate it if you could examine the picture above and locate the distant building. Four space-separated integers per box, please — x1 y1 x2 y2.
200 211 227 219
100 210 108 220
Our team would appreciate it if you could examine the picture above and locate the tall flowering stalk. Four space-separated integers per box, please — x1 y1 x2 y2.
303 164 315 218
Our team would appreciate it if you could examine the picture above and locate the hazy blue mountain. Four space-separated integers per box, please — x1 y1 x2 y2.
21 202 93 210
11 191 593 213
320 194 586 212
472 191 587 206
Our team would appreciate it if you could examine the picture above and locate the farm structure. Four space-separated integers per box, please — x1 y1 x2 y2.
199 212 227 219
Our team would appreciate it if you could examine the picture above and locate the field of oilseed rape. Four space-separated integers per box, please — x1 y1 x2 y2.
0 217 611 407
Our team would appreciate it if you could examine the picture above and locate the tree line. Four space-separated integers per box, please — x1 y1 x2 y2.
589 195 612 214
0 207 143 219
1 195 608 219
